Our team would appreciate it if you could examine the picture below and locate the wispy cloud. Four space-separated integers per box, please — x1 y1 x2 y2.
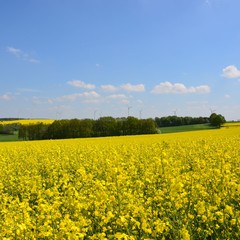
101 83 145 92
28 58 40 64
107 94 130 105
120 83 145 92
101 84 118 92
55 91 100 102
6 46 40 63
67 80 96 89
222 65 240 79
152 81 210 94
32 91 101 104
0 93 14 101
6 47 22 57
121 99 130 105
107 94 128 100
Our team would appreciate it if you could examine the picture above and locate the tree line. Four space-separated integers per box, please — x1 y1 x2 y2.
18 117 158 140
0 123 18 135
154 116 210 127
155 114 226 128
2 113 226 141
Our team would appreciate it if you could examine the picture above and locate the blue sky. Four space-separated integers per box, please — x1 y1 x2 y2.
1 0 240 120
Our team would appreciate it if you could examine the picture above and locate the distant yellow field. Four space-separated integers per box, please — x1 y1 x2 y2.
0 119 54 125
0 127 239 239
222 122 240 127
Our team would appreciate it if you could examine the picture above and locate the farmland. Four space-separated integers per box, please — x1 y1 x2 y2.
0 126 239 239
0 119 54 125
0 131 19 142
158 123 215 134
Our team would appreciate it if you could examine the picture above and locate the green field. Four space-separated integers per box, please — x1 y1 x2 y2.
0 124 214 142
0 123 238 142
0 132 19 142
159 123 216 133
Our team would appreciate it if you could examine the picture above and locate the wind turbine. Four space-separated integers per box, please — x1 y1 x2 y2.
93 110 97 120
56 107 62 120
209 108 216 114
127 106 132 117
139 109 142 119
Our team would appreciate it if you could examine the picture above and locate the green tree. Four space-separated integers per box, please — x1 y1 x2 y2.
18 125 27 140
47 120 69 139
123 116 140 135
77 119 94 138
93 117 117 136
209 113 226 128
140 118 157 134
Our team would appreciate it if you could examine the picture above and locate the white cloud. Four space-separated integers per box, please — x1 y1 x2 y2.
121 83 145 92
194 85 211 93
6 46 39 63
83 98 102 104
137 99 143 104
28 58 40 64
107 94 128 100
60 94 81 101
67 80 96 89
80 91 100 98
101 84 118 92
107 94 130 104
6 47 22 57
152 81 210 94
48 99 54 104
222 65 240 78
0 93 14 101
57 91 100 102
224 94 231 99
121 99 130 105
101 83 145 92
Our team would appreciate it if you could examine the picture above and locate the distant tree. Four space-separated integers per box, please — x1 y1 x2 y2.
209 113 226 128
18 123 49 140
140 118 157 134
77 119 93 138
0 124 15 134
68 119 81 138
47 120 69 139
18 125 27 140
182 116 192 125
93 117 117 136
155 116 209 127
124 116 140 135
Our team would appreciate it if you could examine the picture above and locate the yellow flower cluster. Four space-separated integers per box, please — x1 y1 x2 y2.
0 119 54 125
0 127 239 239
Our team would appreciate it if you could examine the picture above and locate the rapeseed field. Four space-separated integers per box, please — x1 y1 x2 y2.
0 127 239 239
0 119 54 125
